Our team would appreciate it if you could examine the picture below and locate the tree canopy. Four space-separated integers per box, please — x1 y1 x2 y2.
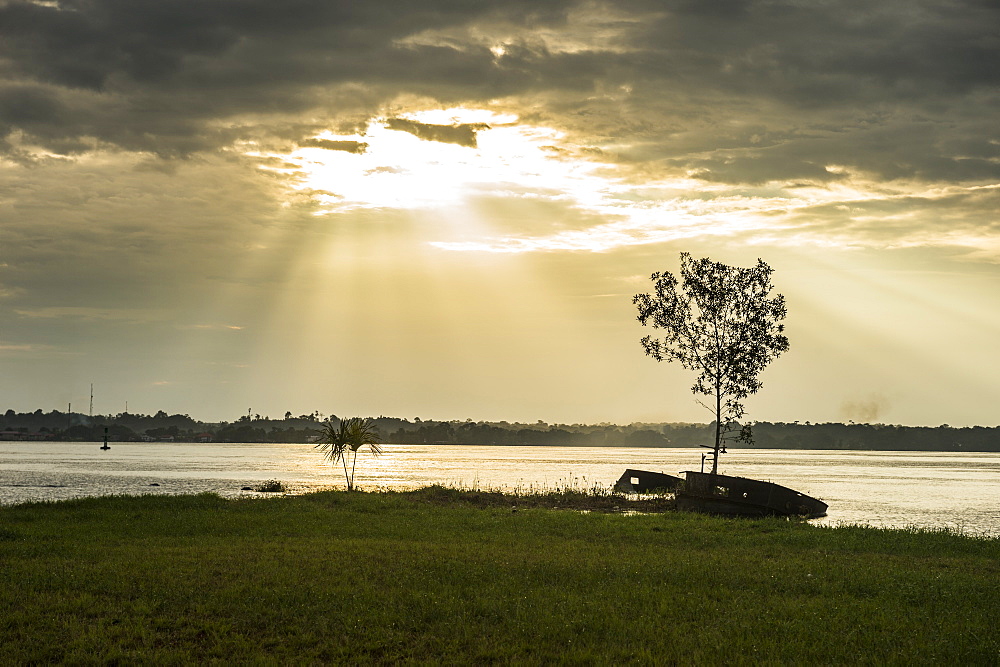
634 253 789 473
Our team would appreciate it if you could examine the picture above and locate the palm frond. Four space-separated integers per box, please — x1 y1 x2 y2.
343 417 382 455
314 420 348 463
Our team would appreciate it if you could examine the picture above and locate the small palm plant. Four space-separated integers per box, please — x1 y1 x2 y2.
314 417 383 491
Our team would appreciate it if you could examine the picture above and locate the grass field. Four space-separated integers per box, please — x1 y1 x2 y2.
1 487 997 663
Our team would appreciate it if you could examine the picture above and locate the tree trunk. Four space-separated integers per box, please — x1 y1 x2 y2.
713 388 722 475
350 450 358 491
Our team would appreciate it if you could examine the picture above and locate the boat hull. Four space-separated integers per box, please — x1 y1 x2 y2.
677 471 827 518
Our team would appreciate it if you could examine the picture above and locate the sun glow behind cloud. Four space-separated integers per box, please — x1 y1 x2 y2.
258 109 610 212
251 108 1000 258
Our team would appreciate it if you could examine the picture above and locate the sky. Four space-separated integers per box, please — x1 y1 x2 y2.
1 0 999 427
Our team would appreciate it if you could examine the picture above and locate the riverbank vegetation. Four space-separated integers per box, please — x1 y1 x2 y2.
1 488 996 663
251 479 286 493
4 408 1000 451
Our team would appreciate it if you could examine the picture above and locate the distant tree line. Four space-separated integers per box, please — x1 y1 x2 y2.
1 408 997 452
0 409 324 444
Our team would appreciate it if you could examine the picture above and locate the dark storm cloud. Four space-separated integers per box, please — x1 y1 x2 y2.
0 0 528 90
0 0 996 186
626 0 1000 99
0 0 576 155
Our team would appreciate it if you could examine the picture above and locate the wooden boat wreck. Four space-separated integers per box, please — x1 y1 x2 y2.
676 471 827 518
614 468 684 494
613 469 827 518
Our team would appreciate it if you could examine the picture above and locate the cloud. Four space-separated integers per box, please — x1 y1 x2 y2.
298 138 368 153
385 118 489 148
3 0 997 263
0 0 577 156
0 0 994 191
13 306 167 322
180 324 246 331
0 344 40 352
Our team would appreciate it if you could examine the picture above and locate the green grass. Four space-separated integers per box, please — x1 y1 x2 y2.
1 487 997 664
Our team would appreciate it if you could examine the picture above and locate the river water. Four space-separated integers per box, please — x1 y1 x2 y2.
1 442 997 536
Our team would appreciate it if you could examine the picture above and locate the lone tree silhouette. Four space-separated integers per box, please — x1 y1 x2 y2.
634 253 789 474
315 417 383 491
